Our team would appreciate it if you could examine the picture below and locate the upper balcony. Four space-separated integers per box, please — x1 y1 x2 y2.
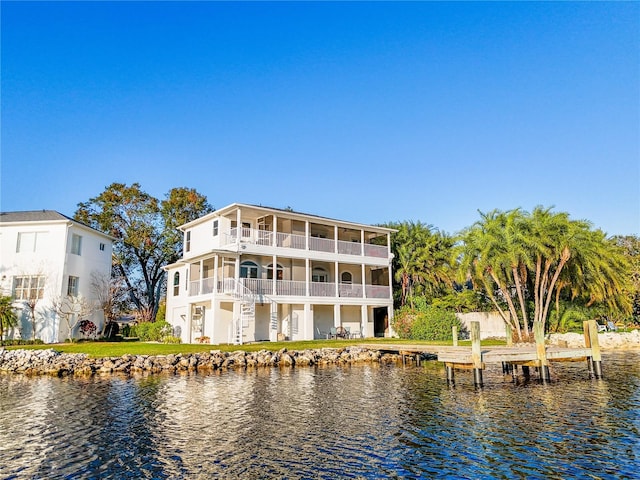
221 227 389 259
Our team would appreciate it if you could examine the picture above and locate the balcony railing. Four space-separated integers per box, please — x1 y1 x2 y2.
187 277 391 300
220 227 388 258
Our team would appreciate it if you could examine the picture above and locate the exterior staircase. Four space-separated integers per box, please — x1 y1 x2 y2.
224 278 271 345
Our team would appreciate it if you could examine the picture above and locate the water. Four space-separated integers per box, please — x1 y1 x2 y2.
1 352 638 479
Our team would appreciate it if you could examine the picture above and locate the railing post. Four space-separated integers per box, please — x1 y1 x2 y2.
505 323 513 347
471 321 483 387
534 321 550 383
452 325 458 347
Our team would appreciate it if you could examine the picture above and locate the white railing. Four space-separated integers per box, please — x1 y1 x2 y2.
219 226 389 258
339 283 363 298
366 285 391 299
276 280 307 296
276 232 306 249
337 240 362 255
239 278 273 296
310 282 336 297
309 237 335 253
364 244 388 258
189 280 200 296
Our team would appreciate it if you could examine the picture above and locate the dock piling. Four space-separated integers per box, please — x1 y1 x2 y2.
534 321 550 383
452 326 458 347
471 321 483 387
584 320 603 378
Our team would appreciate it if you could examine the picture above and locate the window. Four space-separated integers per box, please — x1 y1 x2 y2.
16 232 47 253
267 264 284 280
99 243 105 251
185 231 191 252
312 267 328 283
67 276 79 296
341 272 353 284
71 234 82 255
173 272 180 296
13 276 45 300
240 261 259 279
213 220 219 237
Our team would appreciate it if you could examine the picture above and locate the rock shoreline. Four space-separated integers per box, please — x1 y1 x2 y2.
0 347 414 377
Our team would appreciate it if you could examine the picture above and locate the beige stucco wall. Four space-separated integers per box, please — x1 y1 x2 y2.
456 312 507 339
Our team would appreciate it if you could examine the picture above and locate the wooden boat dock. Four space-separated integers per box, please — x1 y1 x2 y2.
362 319 603 387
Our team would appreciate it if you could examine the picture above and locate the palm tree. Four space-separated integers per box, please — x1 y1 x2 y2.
0 296 19 345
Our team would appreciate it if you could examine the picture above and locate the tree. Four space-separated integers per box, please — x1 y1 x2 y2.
0 296 19 345
50 295 94 341
75 183 213 322
457 207 631 341
386 221 454 308
613 235 640 324
90 270 127 336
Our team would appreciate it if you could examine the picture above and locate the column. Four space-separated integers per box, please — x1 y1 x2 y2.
199 259 204 295
213 255 219 294
236 208 242 245
273 214 278 247
361 263 366 298
234 257 240 284
305 258 310 296
387 306 395 337
269 301 278 342
334 225 338 254
304 303 313 339
272 254 277 296
334 261 339 297
361 304 368 338
361 230 365 256
305 221 309 250
334 303 341 328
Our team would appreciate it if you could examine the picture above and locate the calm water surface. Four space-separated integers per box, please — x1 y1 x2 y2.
0 351 638 479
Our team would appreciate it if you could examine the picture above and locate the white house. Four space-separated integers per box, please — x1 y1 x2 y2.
0 211 114 343
164 203 395 344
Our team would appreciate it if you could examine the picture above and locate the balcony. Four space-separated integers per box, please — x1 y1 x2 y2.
222 227 388 258
188 276 390 300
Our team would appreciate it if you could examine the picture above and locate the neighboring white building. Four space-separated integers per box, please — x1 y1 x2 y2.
164 203 395 344
0 211 114 343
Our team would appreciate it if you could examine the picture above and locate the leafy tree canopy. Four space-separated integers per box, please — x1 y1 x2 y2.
75 183 213 322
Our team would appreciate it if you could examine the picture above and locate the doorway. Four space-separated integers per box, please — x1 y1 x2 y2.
373 307 388 337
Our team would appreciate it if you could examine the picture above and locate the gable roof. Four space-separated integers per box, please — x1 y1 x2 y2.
0 210 115 239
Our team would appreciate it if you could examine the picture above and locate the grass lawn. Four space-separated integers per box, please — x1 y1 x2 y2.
4 337 506 358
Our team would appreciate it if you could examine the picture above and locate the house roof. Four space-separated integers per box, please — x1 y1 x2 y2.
0 210 115 239
180 203 397 233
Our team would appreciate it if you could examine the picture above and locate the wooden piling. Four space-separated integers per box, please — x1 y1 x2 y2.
452 326 458 347
505 323 513 347
534 321 550 382
584 320 602 378
471 321 483 386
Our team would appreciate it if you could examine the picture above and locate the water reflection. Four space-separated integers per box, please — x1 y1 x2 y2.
0 352 638 479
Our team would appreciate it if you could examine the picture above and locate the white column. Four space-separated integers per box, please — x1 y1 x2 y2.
334 225 338 253
388 264 393 300
272 254 277 296
213 255 219 294
361 305 368 338
361 263 366 298
304 303 313 339
305 258 310 296
387 306 395 337
199 259 204 294
236 208 242 246
334 261 339 297
273 214 278 247
361 229 365 256
334 303 341 328
305 221 310 249
235 257 240 284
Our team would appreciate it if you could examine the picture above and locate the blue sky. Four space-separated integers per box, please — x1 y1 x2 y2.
2 2 638 236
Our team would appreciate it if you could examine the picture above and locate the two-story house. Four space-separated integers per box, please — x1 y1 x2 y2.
164 203 395 344
0 211 114 343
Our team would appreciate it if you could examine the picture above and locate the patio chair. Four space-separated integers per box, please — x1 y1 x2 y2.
597 322 607 333
316 327 329 339
329 327 337 339
606 321 618 332
345 326 351 338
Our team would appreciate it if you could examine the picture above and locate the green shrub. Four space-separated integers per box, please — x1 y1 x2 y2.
392 307 417 339
410 306 462 341
161 335 182 344
129 321 172 341
2 339 45 346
